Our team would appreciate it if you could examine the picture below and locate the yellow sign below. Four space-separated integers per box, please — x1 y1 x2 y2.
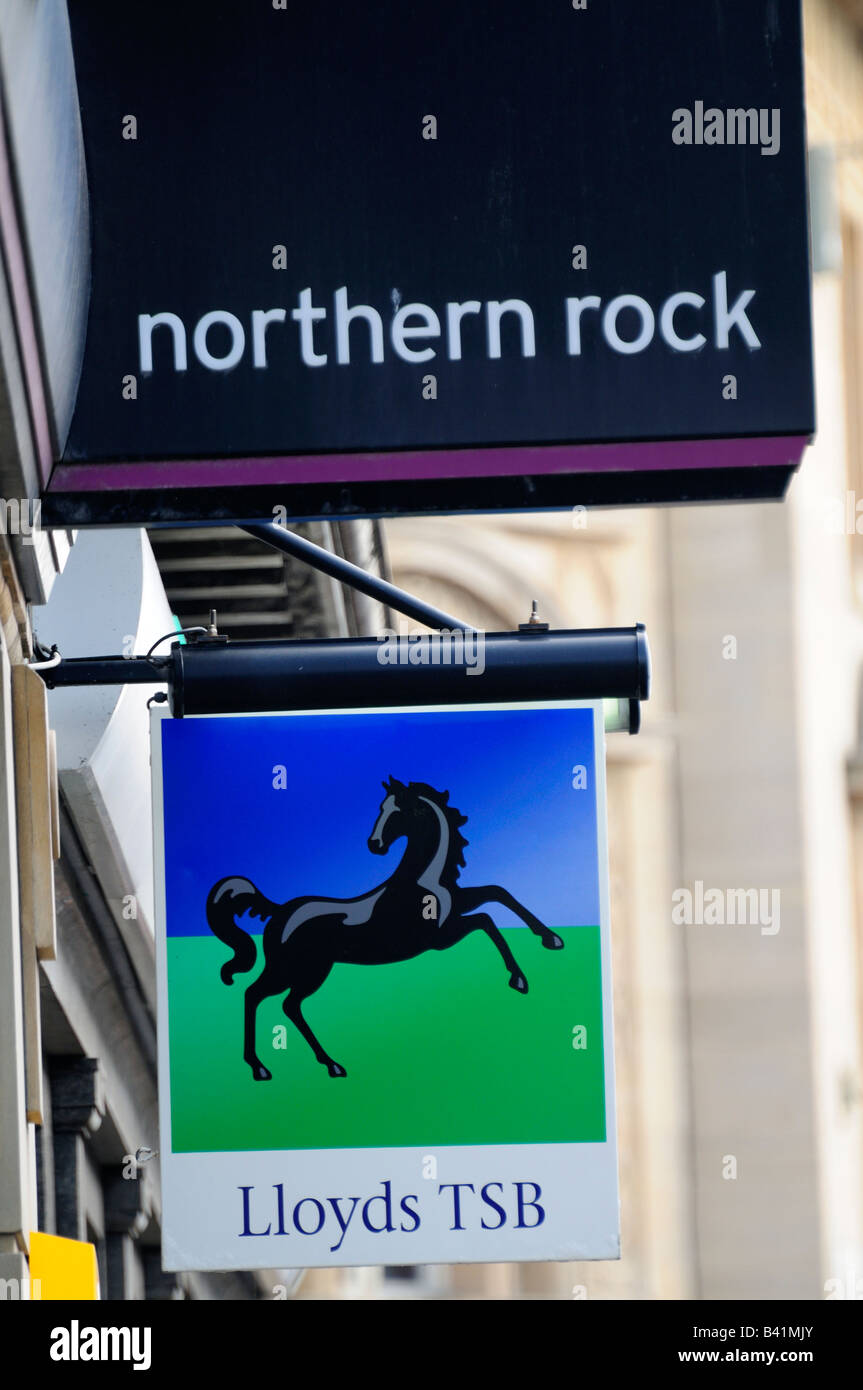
29 1231 99 1300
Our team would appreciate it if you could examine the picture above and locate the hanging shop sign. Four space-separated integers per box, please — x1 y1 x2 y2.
37 0 812 523
152 700 618 1269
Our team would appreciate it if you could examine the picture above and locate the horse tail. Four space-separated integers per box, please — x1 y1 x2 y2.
206 876 278 985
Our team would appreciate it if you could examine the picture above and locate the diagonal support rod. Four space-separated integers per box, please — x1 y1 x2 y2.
243 522 472 632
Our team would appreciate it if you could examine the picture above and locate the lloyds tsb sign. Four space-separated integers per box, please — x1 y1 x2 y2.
42 0 813 525
152 699 619 1270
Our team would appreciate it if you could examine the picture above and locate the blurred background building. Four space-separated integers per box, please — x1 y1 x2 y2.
304 0 863 1300
2 0 863 1300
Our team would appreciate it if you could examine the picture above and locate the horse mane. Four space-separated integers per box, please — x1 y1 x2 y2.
385 777 469 882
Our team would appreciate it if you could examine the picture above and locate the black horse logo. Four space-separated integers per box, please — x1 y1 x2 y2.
206 777 564 1081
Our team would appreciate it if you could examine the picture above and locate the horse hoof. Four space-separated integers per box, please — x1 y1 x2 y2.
327 1062 347 1078
509 973 528 993
543 933 564 950
253 1065 272 1081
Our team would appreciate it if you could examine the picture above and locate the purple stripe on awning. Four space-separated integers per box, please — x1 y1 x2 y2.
50 435 809 493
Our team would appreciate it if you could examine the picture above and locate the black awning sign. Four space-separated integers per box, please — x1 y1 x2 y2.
42 0 813 524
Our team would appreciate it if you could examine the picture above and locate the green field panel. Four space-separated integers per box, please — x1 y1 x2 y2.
167 926 605 1152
